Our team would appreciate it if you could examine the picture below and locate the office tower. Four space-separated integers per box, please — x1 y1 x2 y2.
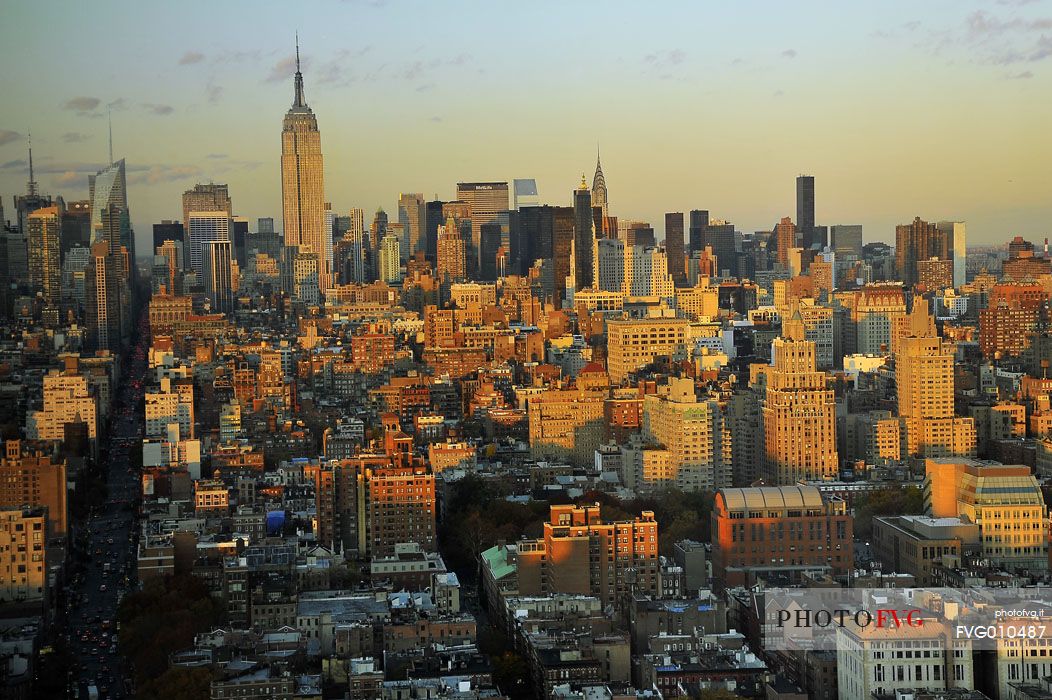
27 205 62 323
642 377 730 491
486 504 658 606
60 200 91 256
897 327 976 460
61 246 91 317
257 217 275 234
152 220 185 252
830 224 862 256
337 230 367 284
628 246 674 300
424 200 444 262
512 179 539 210
479 222 501 281
456 182 509 272
596 238 624 293
925 458 1048 571
0 441 67 540
0 507 48 604
203 239 234 313
712 485 850 589
181 183 231 235
397 193 425 257
155 239 183 294
347 207 365 240
688 209 708 255
232 216 249 269
895 217 947 287
703 221 737 276
187 211 230 277
796 175 815 248
290 248 320 305
664 212 686 285
88 159 127 244
937 220 967 287
511 204 553 278
552 206 574 304
280 41 329 291
774 217 796 267
591 148 608 218
761 313 839 484
378 233 401 283
572 177 594 290
436 218 466 283
85 241 122 352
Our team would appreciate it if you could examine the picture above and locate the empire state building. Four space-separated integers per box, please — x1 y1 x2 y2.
281 41 329 292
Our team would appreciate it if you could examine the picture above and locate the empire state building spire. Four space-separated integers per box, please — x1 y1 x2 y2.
293 32 306 109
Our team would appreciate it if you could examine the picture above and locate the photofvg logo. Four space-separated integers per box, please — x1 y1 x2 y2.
759 587 1052 651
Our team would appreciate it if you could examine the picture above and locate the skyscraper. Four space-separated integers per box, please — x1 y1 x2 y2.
398 193 426 258
182 184 231 235
479 222 501 281
830 224 863 256
512 179 539 210
88 159 127 243
896 217 947 287
688 209 708 256
897 304 976 459
281 40 329 292
424 200 444 263
774 217 796 268
378 233 401 283
85 241 121 352
796 175 815 248
937 220 967 288
591 147 608 219
203 239 234 313
456 182 509 274
552 206 574 304
187 211 231 278
436 218 466 283
573 177 594 290
761 312 839 484
27 205 62 324
664 212 686 285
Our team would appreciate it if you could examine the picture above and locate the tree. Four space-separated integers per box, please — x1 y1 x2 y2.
853 485 925 540
136 667 213 700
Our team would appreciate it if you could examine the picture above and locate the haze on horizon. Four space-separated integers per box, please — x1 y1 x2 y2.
1 0 1049 253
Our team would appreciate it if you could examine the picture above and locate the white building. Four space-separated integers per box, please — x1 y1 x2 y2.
187 210 230 278
596 237 624 293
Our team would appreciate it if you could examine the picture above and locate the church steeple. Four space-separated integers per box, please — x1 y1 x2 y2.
293 33 307 109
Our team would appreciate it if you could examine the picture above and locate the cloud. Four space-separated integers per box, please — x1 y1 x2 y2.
0 159 26 170
416 83 435 93
266 55 303 83
63 96 101 113
62 132 89 143
127 164 203 185
107 98 128 110
643 49 686 67
179 51 205 65
0 130 22 146
429 116 443 123
206 82 224 104
206 153 228 160
781 49 798 59
144 103 175 116
1007 69 1035 78
963 10 1052 64
52 171 82 187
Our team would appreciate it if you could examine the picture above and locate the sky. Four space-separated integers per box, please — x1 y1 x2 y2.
1 0 1050 254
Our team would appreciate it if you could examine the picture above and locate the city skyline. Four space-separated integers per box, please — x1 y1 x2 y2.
1 0 1051 254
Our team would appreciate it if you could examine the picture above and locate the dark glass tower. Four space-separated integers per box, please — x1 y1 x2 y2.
573 178 594 290
796 175 815 249
665 212 686 285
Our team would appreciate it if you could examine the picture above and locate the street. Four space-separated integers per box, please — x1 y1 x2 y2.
64 308 148 699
